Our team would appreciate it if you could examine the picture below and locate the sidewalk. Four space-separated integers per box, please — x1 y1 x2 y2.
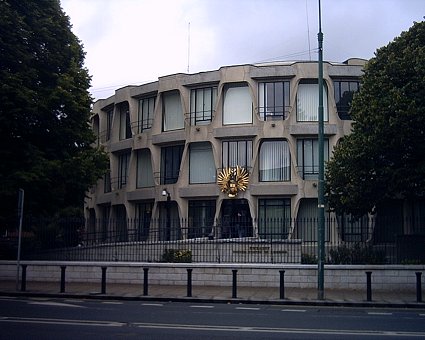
1 280 424 308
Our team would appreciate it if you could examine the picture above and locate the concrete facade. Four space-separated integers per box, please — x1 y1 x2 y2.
86 58 366 243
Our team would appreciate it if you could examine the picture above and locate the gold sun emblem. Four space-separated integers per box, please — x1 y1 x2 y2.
217 165 249 198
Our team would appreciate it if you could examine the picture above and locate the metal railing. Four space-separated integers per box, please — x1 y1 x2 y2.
1 217 424 264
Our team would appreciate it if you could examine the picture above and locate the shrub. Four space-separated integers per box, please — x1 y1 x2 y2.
329 244 386 264
301 253 318 264
161 249 192 263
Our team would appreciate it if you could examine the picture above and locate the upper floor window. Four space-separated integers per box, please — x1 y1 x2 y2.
106 109 113 142
163 91 184 131
190 86 217 125
189 142 216 184
258 81 290 121
136 149 154 188
160 144 184 184
222 140 252 169
118 151 131 189
223 84 252 125
118 102 131 140
333 80 360 120
296 80 328 122
138 96 155 133
297 138 329 180
259 140 291 182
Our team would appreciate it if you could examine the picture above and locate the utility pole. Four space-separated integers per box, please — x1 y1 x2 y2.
317 0 325 300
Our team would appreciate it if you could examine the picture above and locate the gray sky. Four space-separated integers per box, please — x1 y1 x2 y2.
60 0 424 100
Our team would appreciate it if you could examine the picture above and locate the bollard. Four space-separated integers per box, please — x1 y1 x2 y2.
143 268 149 296
101 267 107 294
187 268 193 297
416 272 422 303
279 270 285 300
232 269 238 299
21 264 27 292
60 266 66 293
366 271 372 302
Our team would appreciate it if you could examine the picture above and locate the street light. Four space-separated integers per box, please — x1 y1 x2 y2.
162 189 171 240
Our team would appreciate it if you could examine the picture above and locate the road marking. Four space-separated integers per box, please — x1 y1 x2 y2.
235 307 260 311
27 301 85 308
367 312 393 316
419 314 425 317
0 316 124 327
101 301 123 305
190 305 214 309
133 322 425 337
141 303 163 307
281 309 307 313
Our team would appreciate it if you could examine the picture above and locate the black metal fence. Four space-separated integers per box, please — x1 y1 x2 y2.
1 217 424 264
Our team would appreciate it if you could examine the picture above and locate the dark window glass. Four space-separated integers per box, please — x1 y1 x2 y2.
161 145 184 184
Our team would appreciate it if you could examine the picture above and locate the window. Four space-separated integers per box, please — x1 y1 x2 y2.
106 109 113 141
135 201 153 241
138 96 155 132
222 140 252 169
190 87 217 125
161 145 184 184
296 80 328 121
136 149 154 188
118 152 130 189
339 214 369 242
189 142 216 184
188 200 216 238
258 199 291 239
258 81 290 120
104 171 111 193
295 198 330 242
223 84 252 125
259 140 290 182
118 102 131 140
297 138 329 179
163 91 184 131
334 80 360 120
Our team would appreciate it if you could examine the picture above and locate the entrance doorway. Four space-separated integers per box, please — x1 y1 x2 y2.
220 199 253 238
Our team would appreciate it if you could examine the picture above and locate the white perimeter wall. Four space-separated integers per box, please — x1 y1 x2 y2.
1 261 424 292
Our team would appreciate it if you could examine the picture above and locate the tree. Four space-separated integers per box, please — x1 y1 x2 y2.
326 21 425 216
0 0 108 227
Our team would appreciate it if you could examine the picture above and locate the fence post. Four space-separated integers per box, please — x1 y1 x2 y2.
101 266 107 294
366 271 372 302
416 272 422 303
187 268 193 297
279 270 285 299
60 266 66 293
232 269 238 299
20 264 27 292
143 268 149 296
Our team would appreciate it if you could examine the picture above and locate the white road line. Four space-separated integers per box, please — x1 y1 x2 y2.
27 301 85 308
235 307 260 311
190 305 214 309
367 312 393 316
101 301 123 305
419 314 425 317
0 316 124 327
141 303 164 307
281 309 307 313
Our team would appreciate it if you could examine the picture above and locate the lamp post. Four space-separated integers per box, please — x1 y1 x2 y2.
162 189 171 241
317 0 325 300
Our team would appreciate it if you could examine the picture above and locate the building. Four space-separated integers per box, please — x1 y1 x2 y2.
85 58 366 249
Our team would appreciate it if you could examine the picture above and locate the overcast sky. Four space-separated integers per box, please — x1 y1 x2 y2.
60 0 424 100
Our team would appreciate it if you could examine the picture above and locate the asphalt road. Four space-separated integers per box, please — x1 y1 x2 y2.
1 296 425 339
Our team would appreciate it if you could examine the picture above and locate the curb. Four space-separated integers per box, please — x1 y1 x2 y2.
1 291 425 309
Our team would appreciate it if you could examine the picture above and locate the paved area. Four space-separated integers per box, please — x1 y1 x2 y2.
1 280 424 308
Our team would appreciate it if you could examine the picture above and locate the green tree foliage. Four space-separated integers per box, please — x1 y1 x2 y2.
326 21 425 216
0 0 108 225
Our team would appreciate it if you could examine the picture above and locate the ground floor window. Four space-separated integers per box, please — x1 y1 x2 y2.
135 201 153 241
158 201 181 241
220 199 253 238
295 198 330 242
258 198 291 239
188 200 216 239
